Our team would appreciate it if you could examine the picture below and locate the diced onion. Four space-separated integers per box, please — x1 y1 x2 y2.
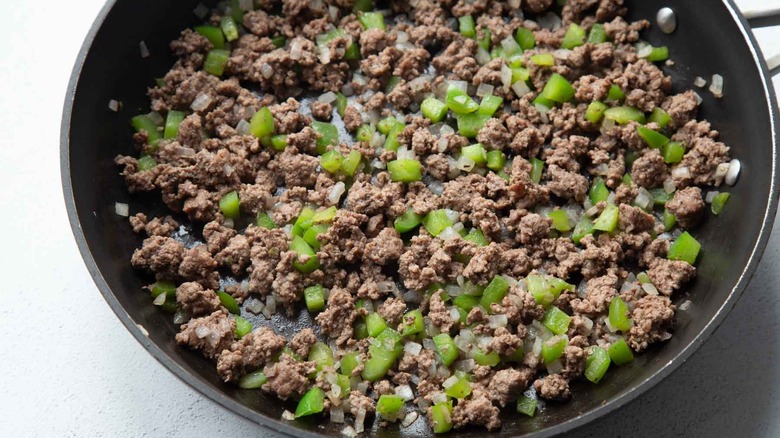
678 300 692 311
401 411 419 428
328 182 346 204
454 358 475 372
404 341 423 356
500 63 513 88
694 76 707 88
108 99 121 112
442 375 459 389
331 407 345 423
534 104 550 123
693 91 703 105
397 31 409 44
671 166 691 179
395 384 414 401
476 47 491 65
636 41 652 58
246 298 264 314
354 409 366 434
139 41 150 58
431 392 448 405
705 191 719 203
282 410 296 421
370 131 386 148
546 358 564 375
642 282 659 296
448 80 468 93
191 93 212 112
444 209 459 223
454 335 472 352
397 146 415 160
263 296 276 318
709 74 724 98
403 290 423 303
319 91 338 103
153 292 166 306
725 159 741 186
193 3 209 19
115 202 129 217
488 314 508 328
290 40 303 60
195 325 211 339
532 337 542 355
538 12 562 30
663 177 677 193
342 425 357 438
173 309 190 324
511 80 531 97
439 227 459 241
635 187 653 210
236 119 251 135
501 37 521 55
260 63 274 79
449 307 461 322
476 84 494 98
457 155 476 172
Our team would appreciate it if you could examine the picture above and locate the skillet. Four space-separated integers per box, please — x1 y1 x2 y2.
61 0 780 436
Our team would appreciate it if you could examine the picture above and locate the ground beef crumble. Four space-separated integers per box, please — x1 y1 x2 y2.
120 0 734 432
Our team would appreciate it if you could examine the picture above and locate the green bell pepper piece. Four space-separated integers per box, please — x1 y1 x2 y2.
486 150 506 171
431 401 454 433
637 126 670 149
195 25 225 50
474 348 500 366
444 377 472 399
219 191 240 219
561 23 586 49
220 16 239 42
585 346 611 383
478 94 504 116
304 285 326 312
593 204 620 232
387 159 423 182
608 297 632 332
320 150 343 174
249 107 274 139
311 121 338 154
463 228 489 246
421 97 449 123
366 312 388 337
459 15 476 38
461 144 488 166
456 112 490 138
547 209 572 232
608 338 635 365
539 73 575 103
394 209 422 233
290 235 320 273
607 84 625 102
234 316 252 339
238 370 268 389
341 150 362 176
604 106 646 124
163 110 186 139
530 53 554 66
433 333 459 366
515 27 536 51
422 209 454 236
137 155 157 171
203 49 230 76
711 192 730 215
541 335 566 363
587 23 607 44
131 115 162 147
516 395 537 417
542 306 572 335
661 141 685 164
295 387 325 418
589 176 609 204
377 394 405 419
480 275 510 311
400 309 424 337
585 101 608 124
667 231 700 265
649 107 671 128
256 212 276 229
217 291 240 315
530 157 544 184
358 11 385 30
447 86 479 114
572 215 595 245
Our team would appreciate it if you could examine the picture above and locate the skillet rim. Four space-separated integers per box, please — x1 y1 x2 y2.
60 0 780 436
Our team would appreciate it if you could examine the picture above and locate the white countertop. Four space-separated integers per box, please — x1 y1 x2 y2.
2 0 779 436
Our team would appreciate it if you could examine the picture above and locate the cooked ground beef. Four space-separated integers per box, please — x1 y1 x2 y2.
119 0 734 432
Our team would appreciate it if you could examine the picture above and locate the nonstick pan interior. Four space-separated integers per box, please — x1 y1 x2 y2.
61 0 779 436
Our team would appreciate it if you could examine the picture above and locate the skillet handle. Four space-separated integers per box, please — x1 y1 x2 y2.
742 6 780 73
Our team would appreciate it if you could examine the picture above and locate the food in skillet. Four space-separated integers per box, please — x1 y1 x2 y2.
115 0 737 433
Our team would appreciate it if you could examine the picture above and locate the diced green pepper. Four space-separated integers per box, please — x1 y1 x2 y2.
447 86 480 114
238 370 268 389
608 297 632 332
250 107 275 139
271 35 286 48
608 338 635 365
345 43 361 61
219 191 240 219
431 401 453 434
388 159 423 182
561 23 586 49
355 322 369 340
539 73 576 103
547 210 572 232
422 209 454 236
234 316 251 339
463 228 489 246
486 150 506 171
593 203 620 232
304 285 326 312
366 312 388 337
433 333 459 366
585 346 611 384
394 209 422 233
400 309 424 337
589 176 609 204
217 291 240 315
356 124 375 143
377 394 405 419
530 157 544 184
649 107 671 129
195 25 225 50
270 134 288 151
478 94 504 116
320 150 343 174
131 115 162 147
312 206 337 224
572 215 594 245
203 49 230 76
378 117 405 135
588 23 607 44
291 235 320 273
459 15 476 38
362 329 403 381
421 97 448 123
585 101 608 124
661 141 685 164
604 106 646 125
667 231 700 265
461 144 487 165
311 121 338 154
353 0 373 12
137 155 157 171
384 128 402 151
295 387 325 418
516 395 537 417
637 126 670 149
164 110 186 139
341 352 360 376
474 348 500 366
607 84 625 102
220 17 239 42
456 112 490 138
444 377 472 399
478 28 492 50
341 150 362 176
480 275 510 311
530 53 554 66
649 188 671 206
542 306 572 335
309 342 334 369
303 224 328 250
515 27 536 51
453 294 480 312
256 212 276 229
293 207 315 237
335 92 347 118
647 46 669 62
541 336 567 363
358 11 385 30
711 192 730 215
663 208 677 231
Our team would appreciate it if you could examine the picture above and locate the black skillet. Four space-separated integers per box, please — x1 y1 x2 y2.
61 1 780 436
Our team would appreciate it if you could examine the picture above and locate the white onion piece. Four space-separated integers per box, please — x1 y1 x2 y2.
422 337 436 351
476 84 494 97
153 292 166 306
538 12 562 30
532 337 542 355
454 335 472 352
449 307 461 322
693 91 703 105
396 31 409 44
442 375 460 389
444 209 459 223
193 3 209 19
431 392 448 405
115 202 129 217
511 80 531 97
319 91 338 103
678 300 692 311
454 358 475 372
404 341 423 356
290 40 303 60
546 358 564 375
475 47 491 65
635 187 653 210
139 41 150 58
694 76 707 88
342 425 357 438
709 74 724 98
642 282 659 296
448 80 468 93
439 226 459 241
173 309 190 324
401 411 419 428
331 407 345 423
403 290 423 303
191 93 212 112
671 166 691 179
282 410 296 421
663 177 677 193
534 104 550 123
395 384 414 401
245 298 264 314
354 409 366 434
356 381 369 395
488 314 508 328
705 191 719 203
501 37 521 55
500 63 513 88
457 155 476 172
195 325 211 339
259 62 274 79
636 41 652 58
108 99 121 112
726 159 741 185
328 182 346 204
236 119 251 135
428 180 443 195
397 146 415 160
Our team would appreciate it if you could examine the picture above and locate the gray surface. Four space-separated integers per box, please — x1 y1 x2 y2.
1 0 779 436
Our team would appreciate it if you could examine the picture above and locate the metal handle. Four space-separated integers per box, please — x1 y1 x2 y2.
741 5 780 73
